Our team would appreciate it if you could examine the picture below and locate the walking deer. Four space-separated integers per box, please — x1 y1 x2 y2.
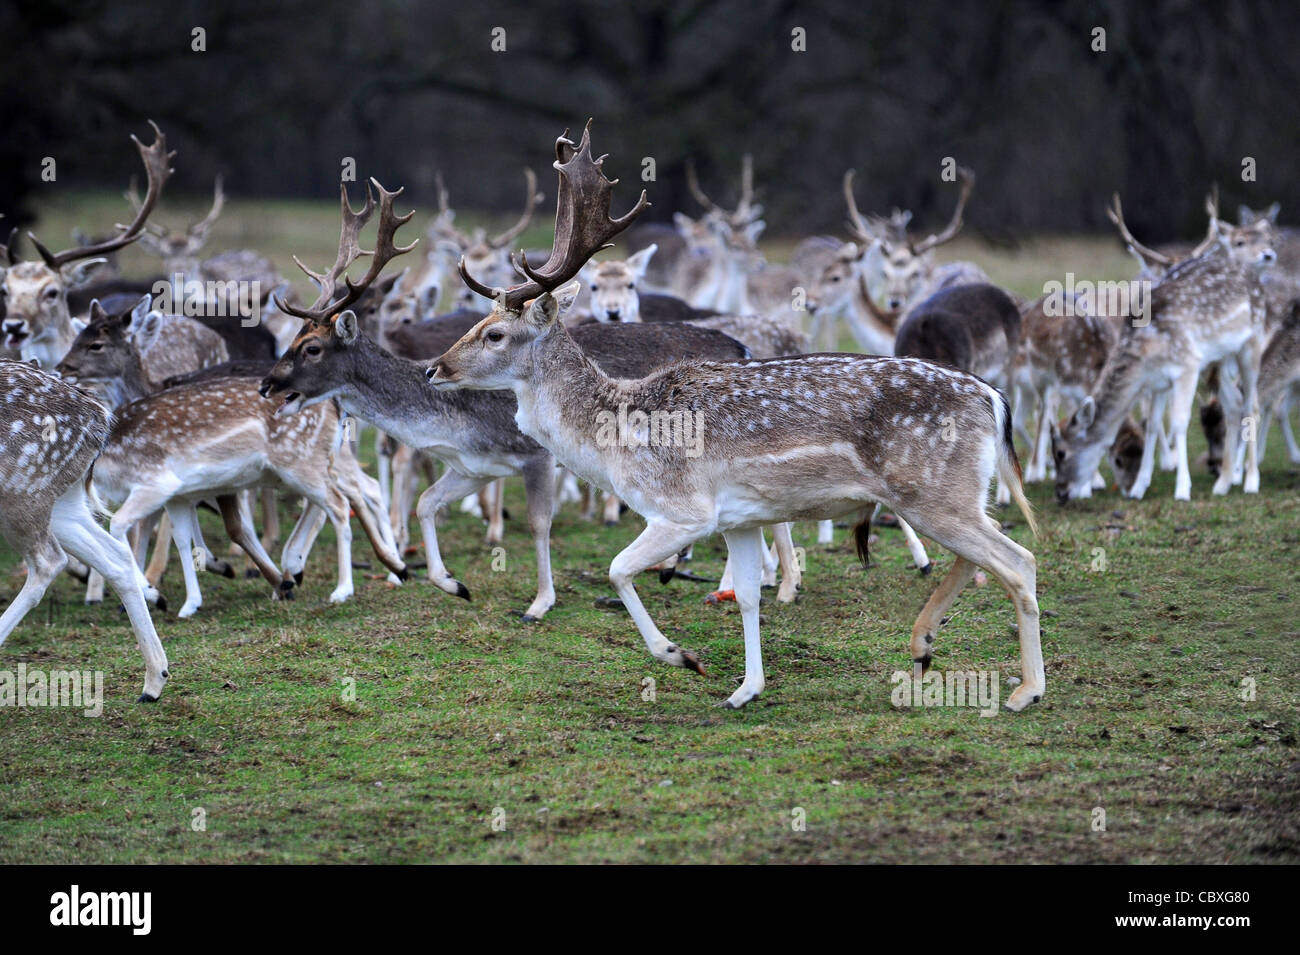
0 360 169 701
429 122 1044 711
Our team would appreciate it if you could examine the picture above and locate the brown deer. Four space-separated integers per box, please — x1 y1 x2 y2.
430 122 1044 711
0 359 170 701
2 123 171 369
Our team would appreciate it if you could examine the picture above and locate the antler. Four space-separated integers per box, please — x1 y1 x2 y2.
0 216 18 267
188 176 226 237
910 166 974 255
842 169 878 244
29 122 174 269
489 169 544 249
1105 193 1172 267
1189 184 1222 258
458 119 649 311
276 178 416 322
686 154 758 228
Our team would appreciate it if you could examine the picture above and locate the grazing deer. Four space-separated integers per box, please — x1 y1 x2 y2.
430 122 1044 711
2 123 171 369
1052 214 1276 502
0 360 169 701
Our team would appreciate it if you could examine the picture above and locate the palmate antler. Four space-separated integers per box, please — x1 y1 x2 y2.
458 120 649 312
27 121 173 269
276 178 416 322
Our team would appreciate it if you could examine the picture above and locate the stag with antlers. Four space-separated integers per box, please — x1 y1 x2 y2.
1 123 172 368
430 122 1044 711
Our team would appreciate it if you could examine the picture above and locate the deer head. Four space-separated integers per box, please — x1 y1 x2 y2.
844 166 974 316
584 244 657 322
429 169 544 307
2 122 172 368
129 175 225 274
55 297 162 408
261 177 415 416
429 120 647 391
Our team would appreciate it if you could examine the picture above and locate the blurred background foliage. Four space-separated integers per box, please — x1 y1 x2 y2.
2 0 1296 240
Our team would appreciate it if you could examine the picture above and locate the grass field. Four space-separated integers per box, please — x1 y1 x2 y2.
0 196 1296 863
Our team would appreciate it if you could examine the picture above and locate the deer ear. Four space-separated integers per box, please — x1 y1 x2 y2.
672 212 695 233
128 294 151 329
526 291 561 328
626 244 657 279
132 310 164 353
335 309 360 345
1076 396 1096 431
63 258 107 289
552 280 582 315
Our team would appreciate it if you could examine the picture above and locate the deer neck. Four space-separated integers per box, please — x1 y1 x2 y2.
83 353 157 410
842 272 900 355
513 327 619 484
1083 347 1150 451
330 336 473 451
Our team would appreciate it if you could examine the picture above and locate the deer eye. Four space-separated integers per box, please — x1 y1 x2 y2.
485 329 505 344
88 342 103 351
591 284 597 291
305 344 322 357
43 287 59 299
626 283 635 290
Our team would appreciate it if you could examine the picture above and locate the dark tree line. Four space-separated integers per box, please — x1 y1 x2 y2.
3 0 1297 242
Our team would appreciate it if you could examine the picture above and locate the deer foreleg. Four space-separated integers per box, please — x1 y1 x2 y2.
1128 391 1168 500
520 457 558 621
771 522 800 602
416 470 487 601
720 525 767 708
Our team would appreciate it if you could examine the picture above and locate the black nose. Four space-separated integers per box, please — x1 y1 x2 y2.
257 382 272 398
606 310 620 321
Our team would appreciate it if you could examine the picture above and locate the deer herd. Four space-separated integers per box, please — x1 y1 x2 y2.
1 119 1297 712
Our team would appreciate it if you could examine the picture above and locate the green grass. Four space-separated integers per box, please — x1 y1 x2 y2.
0 204 1295 863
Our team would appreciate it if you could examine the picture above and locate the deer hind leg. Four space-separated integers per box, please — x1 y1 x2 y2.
164 503 208 618
52 485 169 701
217 494 288 601
1210 369 1244 496
314 486 355 605
1236 340 1263 493
485 479 506 544
280 503 326 587
901 507 1043 712
520 457 558 621
108 489 170 608
387 443 417 552
375 428 393 518
721 525 767 708
0 526 64 647
416 469 487 601
259 487 280 558
771 522 801 603
609 518 710 674
140 510 171 587
817 519 834 545
1025 385 1056 483
339 469 408 581
1128 390 1168 500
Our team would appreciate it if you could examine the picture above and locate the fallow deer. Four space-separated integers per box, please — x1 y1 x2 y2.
430 122 1044 712
260 181 755 620
2 123 171 369
1052 214 1276 502
0 360 170 701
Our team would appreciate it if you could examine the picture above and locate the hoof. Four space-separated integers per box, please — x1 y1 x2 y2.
658 566 675 585
919 562 934 576
454 581 471 601
913 654 932 679
85 598 103 606
603 520 619 528
293 571 304 586
705 589 735 605
680 649 707 676
518 613 540 624
501 507 511 520
155 594 168 613
242 567 259 579
137 693 159 703
395 566 410 582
